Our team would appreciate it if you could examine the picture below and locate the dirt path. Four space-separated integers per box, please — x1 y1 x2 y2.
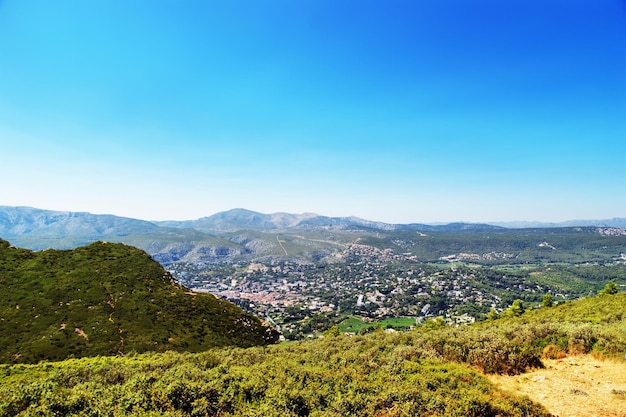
488 355 626 417
276 236 288 256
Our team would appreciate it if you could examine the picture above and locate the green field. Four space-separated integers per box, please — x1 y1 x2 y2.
337 316 417 333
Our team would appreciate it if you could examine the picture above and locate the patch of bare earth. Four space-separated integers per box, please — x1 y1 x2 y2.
74 327 88 340
488 355 626 417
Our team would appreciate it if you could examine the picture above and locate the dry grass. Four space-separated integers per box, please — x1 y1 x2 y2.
488 355 626 417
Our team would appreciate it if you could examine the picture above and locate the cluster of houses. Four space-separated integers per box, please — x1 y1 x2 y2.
169 243 554 338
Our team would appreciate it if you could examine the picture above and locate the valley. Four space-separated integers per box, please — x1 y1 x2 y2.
1 206 626 415
171 242 626 340
3 206 626 340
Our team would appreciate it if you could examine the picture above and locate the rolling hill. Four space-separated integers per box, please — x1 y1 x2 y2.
0 239 279 364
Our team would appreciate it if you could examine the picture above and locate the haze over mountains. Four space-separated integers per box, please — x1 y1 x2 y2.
3 206 625 235
2 206 626 266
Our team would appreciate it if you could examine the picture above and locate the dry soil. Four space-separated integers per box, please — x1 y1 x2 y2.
488 355 626 417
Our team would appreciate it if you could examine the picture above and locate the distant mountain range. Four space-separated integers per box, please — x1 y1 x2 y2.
156 207 452 232
158 208 626 231
1 206 625 265
2 205 625 235
0 206 507 241
490 219 626 228
0 205 159 237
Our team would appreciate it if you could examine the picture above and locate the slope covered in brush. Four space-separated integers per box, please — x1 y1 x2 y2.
0 239 278 363
1 291 624 416
0 336 552 417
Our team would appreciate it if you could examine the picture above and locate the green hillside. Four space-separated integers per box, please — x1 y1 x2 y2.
0 239 279 363
0 336 551 417
1 291 623 416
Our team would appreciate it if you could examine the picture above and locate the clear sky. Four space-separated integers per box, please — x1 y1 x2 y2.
1 0 625 224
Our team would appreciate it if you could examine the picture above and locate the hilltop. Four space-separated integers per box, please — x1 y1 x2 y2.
0 239 278 364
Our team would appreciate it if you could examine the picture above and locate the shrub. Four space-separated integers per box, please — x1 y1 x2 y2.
568 326 597 354
599 281 619 295
542 344 566 359
542 294 553 308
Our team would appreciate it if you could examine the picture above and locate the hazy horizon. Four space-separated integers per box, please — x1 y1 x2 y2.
1 1 625 224
3 204 626 228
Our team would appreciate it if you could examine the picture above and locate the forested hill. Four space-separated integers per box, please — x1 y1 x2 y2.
0 239 279 363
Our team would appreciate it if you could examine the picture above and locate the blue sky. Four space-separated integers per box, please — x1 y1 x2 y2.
1 0 625 223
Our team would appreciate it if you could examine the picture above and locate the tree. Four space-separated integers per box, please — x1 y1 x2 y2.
486 308 499 321
599 281 619 295
422 316 447 329
502 299 525 318
542 294 553 308
324 325 341 338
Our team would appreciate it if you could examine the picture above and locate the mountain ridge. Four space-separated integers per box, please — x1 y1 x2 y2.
0 205 160 237
2 206 625 266
491 218 626 228
5 205 623 234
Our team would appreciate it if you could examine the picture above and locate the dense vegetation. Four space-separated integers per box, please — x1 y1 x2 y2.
0 239 278 364
1 291 624 416
0 337 548 417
